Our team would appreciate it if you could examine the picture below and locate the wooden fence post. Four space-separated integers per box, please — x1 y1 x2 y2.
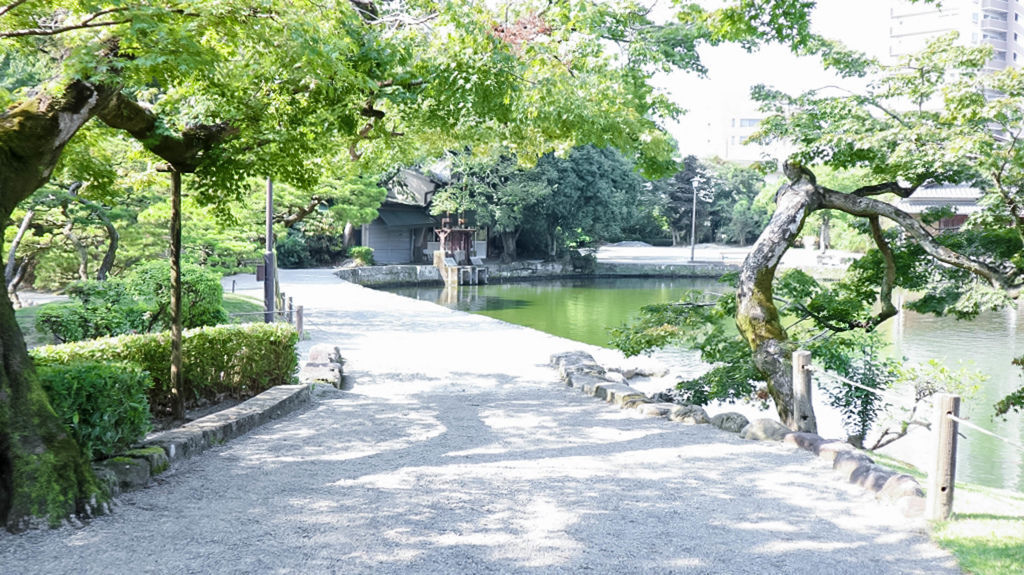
296 306 304 339
928 393 960 521
792 349 817 434
287 296 294 323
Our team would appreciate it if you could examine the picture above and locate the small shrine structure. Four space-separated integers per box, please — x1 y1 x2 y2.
433 216 487 286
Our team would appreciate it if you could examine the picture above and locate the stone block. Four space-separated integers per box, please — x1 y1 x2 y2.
94 457 151 492
669 405 709 424
594 383 646 406
879 474 924 502
568 372 606 394
636 403 673 417
550 351 606 381
91 464 121 498
124 447 170 475
850 463 895 492
817 441 854 463
832 451 874 482
621 397 652 409
710 412 749 433
308 344 342 364
782 432 825 453
740 418 791 441
299 362 344 387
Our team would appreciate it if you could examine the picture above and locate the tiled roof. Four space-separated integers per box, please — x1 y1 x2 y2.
896 185 982 214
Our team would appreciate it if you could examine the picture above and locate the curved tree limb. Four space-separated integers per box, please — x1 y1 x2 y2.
819 188 1020 295
866 215 898 329
4 209 33 285
96 91 237 173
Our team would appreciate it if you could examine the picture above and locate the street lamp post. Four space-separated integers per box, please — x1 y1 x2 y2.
690 175 705 263
264 177 276 323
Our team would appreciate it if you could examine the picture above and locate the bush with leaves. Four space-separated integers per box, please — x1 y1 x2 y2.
35 280 149 343
31 323 298 416
123 260 227 331
37 361 153 460
348 246 375 266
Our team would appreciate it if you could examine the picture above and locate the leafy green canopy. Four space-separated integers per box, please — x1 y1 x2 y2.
675 33 1024 423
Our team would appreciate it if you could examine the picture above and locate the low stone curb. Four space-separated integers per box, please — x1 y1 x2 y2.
94 384 312 498
549 351 927 518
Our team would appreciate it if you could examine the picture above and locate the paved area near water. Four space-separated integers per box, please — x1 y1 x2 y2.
1 269 958 574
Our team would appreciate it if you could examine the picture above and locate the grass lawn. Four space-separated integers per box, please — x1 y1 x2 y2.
871 452 1024 575
222 293 264 323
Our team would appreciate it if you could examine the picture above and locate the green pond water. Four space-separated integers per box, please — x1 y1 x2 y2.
385 278 1024 493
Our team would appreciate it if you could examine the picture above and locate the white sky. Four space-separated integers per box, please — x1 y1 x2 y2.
653 0 894 157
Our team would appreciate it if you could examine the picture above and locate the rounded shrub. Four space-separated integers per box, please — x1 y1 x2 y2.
123 260 227 330
37 360 153 460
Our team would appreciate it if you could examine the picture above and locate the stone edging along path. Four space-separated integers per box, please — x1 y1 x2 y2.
550 350 928 519
91 384 312 499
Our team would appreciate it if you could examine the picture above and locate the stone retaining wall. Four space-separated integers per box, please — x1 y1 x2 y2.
334 265 443 287
334 260 737 287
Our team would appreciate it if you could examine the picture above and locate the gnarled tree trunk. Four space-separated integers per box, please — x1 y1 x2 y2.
1 80 234 530
735 167 821 428
736 161 1017 429
0 81 113 530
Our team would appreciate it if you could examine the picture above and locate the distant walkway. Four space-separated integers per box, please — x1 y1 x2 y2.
1 269 957 574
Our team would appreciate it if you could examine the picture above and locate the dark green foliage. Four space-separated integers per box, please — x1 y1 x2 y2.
610 286 761 405
33 262 227 343
123 260 227 330
649 156 769 246
34 281 148 343
31 323 298 416
275 230 312 269
348 246 375 266
37 361 153 460
276 218 348 269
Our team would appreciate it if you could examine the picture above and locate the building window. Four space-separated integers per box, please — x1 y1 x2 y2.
995 50 1007 60
738 118 760 128
1015 52 1019 61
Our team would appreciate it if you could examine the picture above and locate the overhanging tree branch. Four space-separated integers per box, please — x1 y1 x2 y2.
97 91 237 173
820 188 1019 295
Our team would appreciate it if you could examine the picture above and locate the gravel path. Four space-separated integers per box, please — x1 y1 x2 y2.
1 270 960 574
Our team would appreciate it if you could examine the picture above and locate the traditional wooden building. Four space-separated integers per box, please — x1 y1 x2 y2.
896 185 982 233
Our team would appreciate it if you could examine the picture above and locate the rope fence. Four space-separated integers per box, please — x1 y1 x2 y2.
795 349 1024 521
947 414 1024 453
804 364 914 405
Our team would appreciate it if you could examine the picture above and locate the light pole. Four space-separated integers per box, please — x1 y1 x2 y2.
264 177 276 323
690 175 705 263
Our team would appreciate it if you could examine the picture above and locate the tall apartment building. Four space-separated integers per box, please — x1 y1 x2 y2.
890 0 1024 69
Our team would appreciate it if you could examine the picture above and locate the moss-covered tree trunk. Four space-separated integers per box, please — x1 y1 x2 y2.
1 80 233 529
735 164 821 428
0 81 113 530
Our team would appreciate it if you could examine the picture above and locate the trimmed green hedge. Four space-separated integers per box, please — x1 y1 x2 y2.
37 361 153 460
32 323 299 415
